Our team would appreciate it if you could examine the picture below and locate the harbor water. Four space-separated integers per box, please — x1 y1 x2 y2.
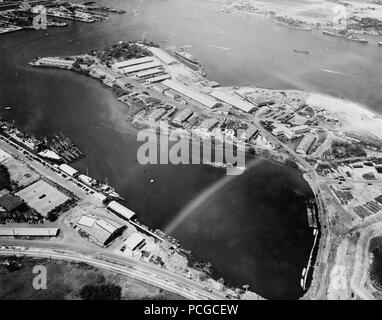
1 0 382 299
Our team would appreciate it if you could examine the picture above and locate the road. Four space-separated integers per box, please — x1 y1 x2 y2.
0 239 229 300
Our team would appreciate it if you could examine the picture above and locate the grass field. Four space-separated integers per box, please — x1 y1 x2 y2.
0 255 184 300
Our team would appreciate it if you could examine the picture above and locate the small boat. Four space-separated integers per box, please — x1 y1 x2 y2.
4 106 11 110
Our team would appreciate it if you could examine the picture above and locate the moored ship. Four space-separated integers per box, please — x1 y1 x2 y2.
322 30 368 43
173 48 200 67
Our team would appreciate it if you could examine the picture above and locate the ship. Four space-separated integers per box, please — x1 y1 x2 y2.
173 48 200 67
294 49 310 55
378 42 382 47
322 31 368 43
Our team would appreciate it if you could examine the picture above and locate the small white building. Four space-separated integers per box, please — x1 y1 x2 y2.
59 164 78 177
107 201 136 220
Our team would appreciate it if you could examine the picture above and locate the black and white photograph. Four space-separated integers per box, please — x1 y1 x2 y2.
0 0 382 311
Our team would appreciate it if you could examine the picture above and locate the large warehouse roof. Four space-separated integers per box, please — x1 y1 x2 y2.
146 47 177 65
135 67 164 78
121 61 162 74
163 80 218 109
210 90 256 113
0 227 59 237
16 180 70 216
112 57 153 70
107 201 136 220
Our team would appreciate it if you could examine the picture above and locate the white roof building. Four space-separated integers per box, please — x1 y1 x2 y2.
146 74 171 84
124 232 145 251
78 215 96 228
135 68 164 79
112 57 154 70
210 90 256 113
0 227 59 237
107 201 136 220
163 80 219 109
121 61 162 74
59 164 78 177
0 148 11 162
146 47 177 65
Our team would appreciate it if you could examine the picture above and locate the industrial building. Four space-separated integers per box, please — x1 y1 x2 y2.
197 118 219 132
148 108 167 122
145 74 171 84
292 125 310 135
239 126 259 142
146 47 177 65
59 164 78 177
210 90 257 113
272 124 295 140
36 57 75 69
107 201 136 220
296 134 316 155
0 227 59 237
16 180 71 217
163 80 219 109
164 89 180 99
112 57 154 70
135 68 165 80
121 61 162 75
172 108 194 126
123 232 146 251
114 77 132 90
77 214 125 246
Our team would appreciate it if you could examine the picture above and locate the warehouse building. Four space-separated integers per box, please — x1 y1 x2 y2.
210 90 257 113
77 214 125 246
112 57 154 70
292 125 310 135
107 201 136 220
164 89 180 99
163 80 219 109
197 118 219 132
0 227 59 237
123 232 146 251
16 180 71 217
296 134 316 155
146 47 177 65
172 108 194 126
239 126 259 142
59 164 78 177
121 61 162 75
146 74 171 84
148 108 167 122
114 77 132 90
135 68 165 80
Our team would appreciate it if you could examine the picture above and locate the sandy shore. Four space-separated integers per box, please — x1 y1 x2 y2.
307 93 382 139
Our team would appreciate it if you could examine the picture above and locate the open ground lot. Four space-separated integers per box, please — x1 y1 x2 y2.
3 157 40 188
0 256 184 300
16 180 70 216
